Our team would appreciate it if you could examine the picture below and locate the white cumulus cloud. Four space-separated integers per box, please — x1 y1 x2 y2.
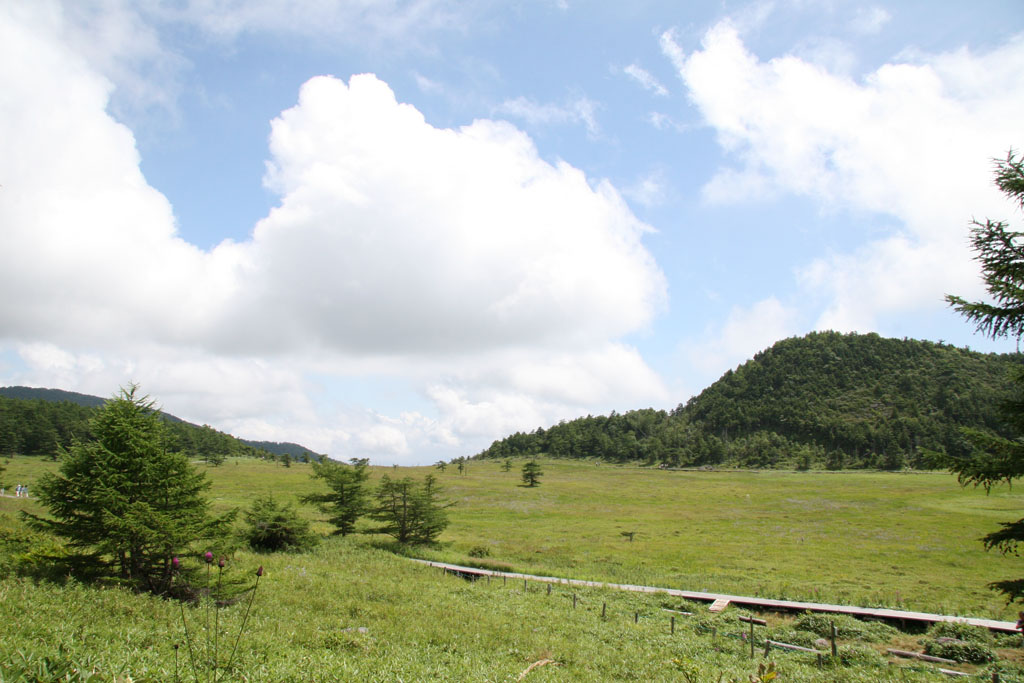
665 21 1024 333
0 3 668 463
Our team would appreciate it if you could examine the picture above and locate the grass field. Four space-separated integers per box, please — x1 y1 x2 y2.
2 454 1023 680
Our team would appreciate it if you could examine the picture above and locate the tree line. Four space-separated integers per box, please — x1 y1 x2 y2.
474 332 1021 470
0 393 317 465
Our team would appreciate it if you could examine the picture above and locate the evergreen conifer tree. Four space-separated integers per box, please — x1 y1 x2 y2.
521 460 543 487
302 457 370 535
945 149 1024 601
24 385 233 595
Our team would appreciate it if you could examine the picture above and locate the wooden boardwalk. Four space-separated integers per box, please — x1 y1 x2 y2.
413 559 1018 633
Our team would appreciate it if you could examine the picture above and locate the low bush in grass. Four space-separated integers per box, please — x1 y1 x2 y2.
242 495 318 553
793 612 898 642
922 638 997 664
767 628 822 649
920 621 998 663
925 620 994 644
994 632 1022 648
835 643 886 667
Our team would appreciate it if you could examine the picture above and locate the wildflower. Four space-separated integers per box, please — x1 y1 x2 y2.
172 556 180 570
256 565 263 577
204 551 213 563
218 556 225 568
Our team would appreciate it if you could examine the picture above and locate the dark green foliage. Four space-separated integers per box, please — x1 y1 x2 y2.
792 612 897 643
23 385 234 595
943 149 1024 603
765 628 820 649
0 386 320 462
946 150 1024 340
0 396 93 456
370 474 451 544
521 460 542 487
242 495 317 552
475 332 1017 470
303 457 370 536
237 439 323 460
923 638 997 663
835 644 886 667
926 620 994 644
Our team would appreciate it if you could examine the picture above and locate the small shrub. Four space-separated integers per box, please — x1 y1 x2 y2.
242 495 318 552
793 612 897 643
467 545 490 558
982 662 1024 680
994 632 1022 648
926 620 994 644
767 628 821 649
836 644 885 667
923 638 997 664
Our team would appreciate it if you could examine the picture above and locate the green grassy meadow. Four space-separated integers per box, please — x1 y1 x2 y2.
2 455 1024 680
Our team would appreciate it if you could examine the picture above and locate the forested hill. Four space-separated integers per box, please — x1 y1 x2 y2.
474 332 1021 470
0 386 323 463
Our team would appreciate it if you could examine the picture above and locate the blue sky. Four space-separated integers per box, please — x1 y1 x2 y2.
2 0 1023 464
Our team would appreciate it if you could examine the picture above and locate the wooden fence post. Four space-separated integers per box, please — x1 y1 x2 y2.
601 602 606 619
547 583 551 596
573 593 577 609
634 612 639 624
671 616 675 634
524 579 527 591
830 622 837 658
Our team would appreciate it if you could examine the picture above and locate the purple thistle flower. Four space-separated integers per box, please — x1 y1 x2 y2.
218 556 225 568
204 551 213 564
256 565 264 577
172 556 180 570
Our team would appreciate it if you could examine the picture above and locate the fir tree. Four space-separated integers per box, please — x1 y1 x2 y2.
303 457 370 536
521 460 543 487
944 149 1024 601
24 385 233 595
370 474 451 544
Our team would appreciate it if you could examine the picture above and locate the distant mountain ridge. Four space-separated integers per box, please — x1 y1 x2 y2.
474 331 1021 470
0 386 323 460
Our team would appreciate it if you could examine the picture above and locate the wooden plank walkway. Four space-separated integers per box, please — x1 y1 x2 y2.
413 559 1019 633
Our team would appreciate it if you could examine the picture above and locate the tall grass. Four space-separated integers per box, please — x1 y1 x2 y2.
3 454 1024 679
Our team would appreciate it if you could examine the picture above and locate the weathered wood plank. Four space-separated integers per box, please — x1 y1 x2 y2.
709 598 730 612
887 649 958 665
765 639 823 654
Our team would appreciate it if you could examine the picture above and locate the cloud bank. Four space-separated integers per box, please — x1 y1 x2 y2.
0 2 668 461
665 20 1024 338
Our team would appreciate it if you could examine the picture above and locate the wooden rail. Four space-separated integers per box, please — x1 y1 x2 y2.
415 559 1019 633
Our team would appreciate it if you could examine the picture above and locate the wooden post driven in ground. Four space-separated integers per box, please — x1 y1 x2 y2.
671 616 675 634
601 602 606 619
830 622 837 658
738 615 766 659
547 584 551 596
573 593 577 609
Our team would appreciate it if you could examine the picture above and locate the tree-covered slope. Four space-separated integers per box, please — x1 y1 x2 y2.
0 386 323 462
475 332 1021 470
